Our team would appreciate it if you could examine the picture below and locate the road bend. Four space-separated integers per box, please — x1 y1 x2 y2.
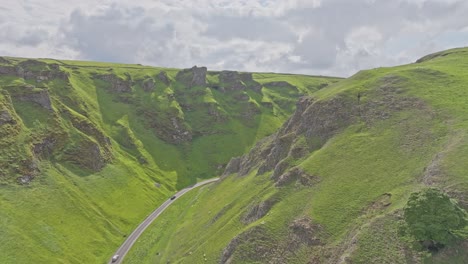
109 177 220 264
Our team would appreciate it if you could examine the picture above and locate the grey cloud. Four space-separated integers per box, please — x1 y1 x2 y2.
5 0 466 77
61 5 175 63
17 29 49 46
201 15 296 42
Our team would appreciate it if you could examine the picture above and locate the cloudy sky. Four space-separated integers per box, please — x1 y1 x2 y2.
1 0 467 77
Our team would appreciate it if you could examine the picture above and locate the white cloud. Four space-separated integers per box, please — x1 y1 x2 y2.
0 0 467 76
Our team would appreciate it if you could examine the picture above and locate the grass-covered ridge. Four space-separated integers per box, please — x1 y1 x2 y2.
125 47 468 263
0 56 339 263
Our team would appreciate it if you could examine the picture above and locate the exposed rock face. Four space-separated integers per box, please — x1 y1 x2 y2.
17 175 34 185
65 139 107 171
220 226 271 264
97 74 132 93
240 102 260 121
33 136 57 159
0 57 10 64
141 108 192 144
240 73 262 92
241 196 278 224
176 66 207 87
219 71 246 91
142 78 155 92
0 108 15 126
222 136 274 177
0 66 16 75
288 217 324 246
169 117 192 143
157 71 170 86
0 60 69 81
223 77 425 180
207 103 226 122
264 81 298 91
12 87 53 111
69 114 112 157
274 167 320 187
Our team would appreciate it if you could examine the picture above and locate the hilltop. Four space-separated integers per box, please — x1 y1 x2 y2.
125 47 468 263
0 56 339 263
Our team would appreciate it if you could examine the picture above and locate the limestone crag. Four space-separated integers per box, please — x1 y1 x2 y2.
157 71 171 86
288 217 324 246
0 60 69 81
142 78 155 92
64 139 107 171
223 79 424 182
169 116 192 143
241 196 278 224
0 108 15 126
219 71 246 91
176 66 207 87
264 81 298 91
0 57 10 64
11 86 53 111
96 74 132 93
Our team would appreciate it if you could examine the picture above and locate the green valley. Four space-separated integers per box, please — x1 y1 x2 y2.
124 47 468 264
0 56 339 263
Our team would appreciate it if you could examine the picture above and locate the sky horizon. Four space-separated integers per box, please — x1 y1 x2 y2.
1 0 468 77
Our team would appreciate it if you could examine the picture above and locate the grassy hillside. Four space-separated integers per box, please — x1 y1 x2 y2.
0 56 339 263
125 47 468 263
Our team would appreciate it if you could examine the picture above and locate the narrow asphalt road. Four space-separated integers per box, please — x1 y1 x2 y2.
108 178 220 264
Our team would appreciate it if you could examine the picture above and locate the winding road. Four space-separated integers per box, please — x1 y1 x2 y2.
109 178 220 264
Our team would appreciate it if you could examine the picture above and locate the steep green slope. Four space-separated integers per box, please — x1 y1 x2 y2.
0 57 339 263
126 47 468 263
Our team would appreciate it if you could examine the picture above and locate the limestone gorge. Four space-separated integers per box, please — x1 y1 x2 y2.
2 47 468 264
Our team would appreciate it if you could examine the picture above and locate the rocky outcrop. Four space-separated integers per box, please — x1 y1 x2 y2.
274 167 320 187
219 71 246 91
222 136 274 177
0 60 69 81
223 75 423 180
33 136 58 159
220 226 271 264
241 196 278 224
141 108 192 144
11 86 53 111
157 71 170 86
240 102 260 121
169 116 192 143
264 81 298 91
64 138 107 171
0 57 10 64
207 102 227 122
96 74 132 93
0 108 15 126
142 78 155 92
68 113 112 157
288 217 324 246
176 66 207 87
240 73 262 92
0 66 18 76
